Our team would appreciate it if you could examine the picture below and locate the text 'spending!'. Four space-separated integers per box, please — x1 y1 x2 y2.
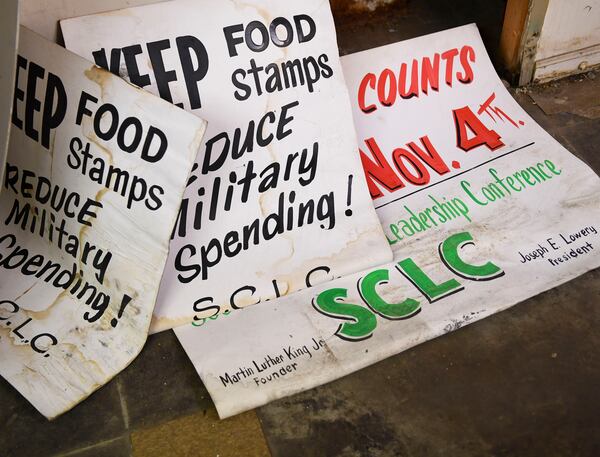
61 0 393 333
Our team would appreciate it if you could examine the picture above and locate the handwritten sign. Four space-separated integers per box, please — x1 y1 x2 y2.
0 27 206 419
175 24 600 419
0 0 19 188
60 0 392 333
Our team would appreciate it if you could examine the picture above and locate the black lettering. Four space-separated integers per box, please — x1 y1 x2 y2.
147 39 179 106
176 36 209 110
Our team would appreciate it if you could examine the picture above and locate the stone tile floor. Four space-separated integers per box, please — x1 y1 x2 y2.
2 2 600 456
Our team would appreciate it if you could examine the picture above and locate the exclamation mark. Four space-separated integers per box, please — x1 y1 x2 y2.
111 294 132 328
187 163 199 187
345 174 354 217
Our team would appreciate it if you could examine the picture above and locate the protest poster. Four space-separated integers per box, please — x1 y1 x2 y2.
60 0 393 333
0 0 19 189
0 27 206 419
175 24 600 419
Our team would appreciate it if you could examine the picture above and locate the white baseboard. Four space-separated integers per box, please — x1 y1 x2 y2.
533 43 600 83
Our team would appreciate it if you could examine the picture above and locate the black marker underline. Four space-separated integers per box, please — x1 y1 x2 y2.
374 142 536 210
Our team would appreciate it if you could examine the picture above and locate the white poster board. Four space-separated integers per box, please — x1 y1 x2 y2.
19 0 166 43
0 0 19 190
61 0 392 333
175 25 600 419
0 27 205 419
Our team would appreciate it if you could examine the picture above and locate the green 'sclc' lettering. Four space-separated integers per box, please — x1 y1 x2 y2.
313 232 504 341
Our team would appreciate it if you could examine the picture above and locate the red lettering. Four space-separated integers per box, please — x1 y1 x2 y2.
359 135 451 199
453 106 504 151
441 48 458 87
377 68 397 107
392 148 430 185
421 53 440 94
407 136 450 175
358 73 377 114
457 46 475 84
359 138 405 199
399 60 419 99
478 92 520 128
356 46 476 112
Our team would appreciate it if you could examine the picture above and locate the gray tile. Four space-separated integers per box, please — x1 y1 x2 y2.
528 71 600 119
259 269 600 457
258 384 412 457
56 436 131 457
511 91 588 135
114 330 213 431
0 378 125 457
556 118 600 176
